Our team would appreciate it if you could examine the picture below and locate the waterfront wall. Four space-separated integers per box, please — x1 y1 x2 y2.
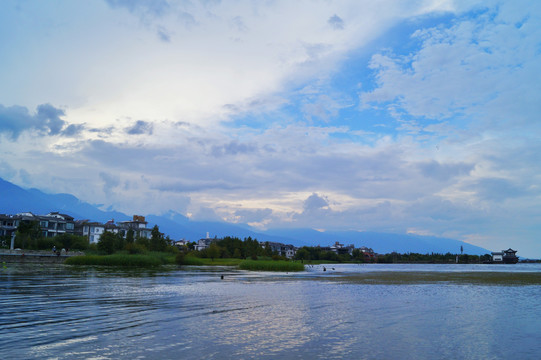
0 250 84 264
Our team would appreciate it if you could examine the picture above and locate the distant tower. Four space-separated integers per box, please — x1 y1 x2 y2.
206 232 209 239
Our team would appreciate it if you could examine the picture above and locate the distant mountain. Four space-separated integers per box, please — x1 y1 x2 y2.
0 177 295 244
0 177 57 215
0 177 491 255
262 228 490 255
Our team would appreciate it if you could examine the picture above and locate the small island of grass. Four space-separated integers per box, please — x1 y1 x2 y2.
239 260 305 272
66 253 304 272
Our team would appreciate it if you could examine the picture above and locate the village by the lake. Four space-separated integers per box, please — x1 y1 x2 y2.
0 211 527 268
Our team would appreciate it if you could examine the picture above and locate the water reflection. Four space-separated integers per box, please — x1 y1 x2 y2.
1 264 540 359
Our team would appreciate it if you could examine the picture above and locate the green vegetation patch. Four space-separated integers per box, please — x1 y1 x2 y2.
182 256 205 266
334 271 541 286
65 254 163 267
239 260 305 272
198 258 244 266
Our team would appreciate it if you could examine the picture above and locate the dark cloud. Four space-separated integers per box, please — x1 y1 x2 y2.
417 160 473 182
328 14 344 30
0 103 67 139
231 16 248 32
61 124 85 137
0 161 17 180
105 0 170 17
471 178 530 201
36 104 65 135
153 179 243 192
234 208 273 223
19 169 32 186
126 120 154 135
303 193 329 211
190 207 223 222
99 171 120 196
157 27 171 42
211 140 257 157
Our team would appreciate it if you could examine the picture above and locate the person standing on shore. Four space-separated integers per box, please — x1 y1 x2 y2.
52 246 56 254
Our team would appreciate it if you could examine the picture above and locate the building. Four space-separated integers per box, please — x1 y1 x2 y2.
330 241 355 255
358 246 376 261
174 239 189 247
0 214 20 239
491 248 519 264
42 212 75 237
75 215 153 244
117 215 152 239
195 237 215 251
0 212 76 239
262 242 296 259
76 221 106 244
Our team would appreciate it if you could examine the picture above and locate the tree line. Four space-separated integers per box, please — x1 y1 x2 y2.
97 225 172 254
293 246 375 263
180 236 288 261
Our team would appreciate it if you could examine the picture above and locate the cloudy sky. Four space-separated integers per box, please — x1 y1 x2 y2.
1 0 540 256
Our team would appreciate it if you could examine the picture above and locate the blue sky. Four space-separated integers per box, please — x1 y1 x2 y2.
1 0 540 257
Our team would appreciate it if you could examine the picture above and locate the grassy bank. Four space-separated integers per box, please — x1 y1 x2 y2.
239 260 305 272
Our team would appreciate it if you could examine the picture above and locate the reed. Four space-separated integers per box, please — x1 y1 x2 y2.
239 260 305 272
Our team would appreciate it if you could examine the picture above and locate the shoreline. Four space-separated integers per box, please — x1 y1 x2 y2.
0 249 84 264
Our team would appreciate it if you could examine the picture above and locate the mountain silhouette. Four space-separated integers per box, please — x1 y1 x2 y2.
0 177 490 254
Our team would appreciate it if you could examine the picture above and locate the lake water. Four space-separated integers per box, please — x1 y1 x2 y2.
1 263 541 359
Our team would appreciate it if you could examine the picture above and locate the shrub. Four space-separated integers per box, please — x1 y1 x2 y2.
165 245 179 254
125 243 147 254
175 252 185 265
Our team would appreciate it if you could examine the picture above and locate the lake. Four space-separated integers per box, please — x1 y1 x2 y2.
1 263 541 359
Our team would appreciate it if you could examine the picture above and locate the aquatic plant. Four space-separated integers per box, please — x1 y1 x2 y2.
181 256 205 266
65 254 163 267
239 260 305 272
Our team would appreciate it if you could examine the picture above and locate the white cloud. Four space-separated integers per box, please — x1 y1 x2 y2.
0 0 454 129
360 2 541 129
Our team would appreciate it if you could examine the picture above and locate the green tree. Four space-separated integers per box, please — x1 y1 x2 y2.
295 247 310 262
126 228 135 244
175 251 185 265
135 234 149 250
54 233 89 250
97 231 116 254
264 242 273 257
244 236 260 259
150 225 166 251
207 243 221 261
113 232 125 252
233 248 243 259
16 220 42 249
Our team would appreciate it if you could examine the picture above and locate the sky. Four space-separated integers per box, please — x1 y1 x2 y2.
1 0 540 257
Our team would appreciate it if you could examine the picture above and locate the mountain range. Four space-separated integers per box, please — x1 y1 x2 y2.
0 177 491 255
